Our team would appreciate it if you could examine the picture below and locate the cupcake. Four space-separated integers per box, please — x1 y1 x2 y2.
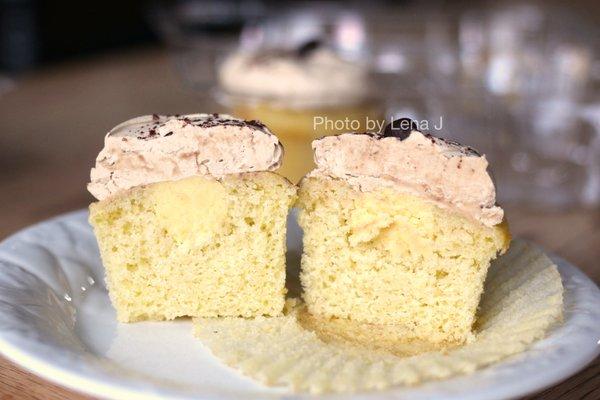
297 119 511 345
217 40 382 182
88 114 296 322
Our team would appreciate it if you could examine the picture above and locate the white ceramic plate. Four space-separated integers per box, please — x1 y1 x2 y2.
0 210 599 400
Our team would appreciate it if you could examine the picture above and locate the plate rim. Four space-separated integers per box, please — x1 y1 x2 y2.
0 209 598 400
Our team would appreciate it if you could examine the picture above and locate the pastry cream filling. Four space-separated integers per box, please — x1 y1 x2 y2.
149 177 229 247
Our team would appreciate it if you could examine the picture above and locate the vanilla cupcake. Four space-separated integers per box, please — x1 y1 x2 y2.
297 119 510 345
88 114 296 322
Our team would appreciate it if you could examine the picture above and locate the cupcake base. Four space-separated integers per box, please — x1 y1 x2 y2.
297 176 511 344
89 172 296 322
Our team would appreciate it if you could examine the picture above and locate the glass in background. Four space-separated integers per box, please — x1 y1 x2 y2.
378 2 600 209
150 0 266 94
458 3 600 208
367 5 509 168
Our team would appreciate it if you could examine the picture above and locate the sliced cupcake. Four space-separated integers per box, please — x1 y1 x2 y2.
88 113 296 322
297 119 510 345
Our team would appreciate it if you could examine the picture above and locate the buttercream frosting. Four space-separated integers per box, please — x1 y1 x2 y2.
309 126 504 226
88 114 283 200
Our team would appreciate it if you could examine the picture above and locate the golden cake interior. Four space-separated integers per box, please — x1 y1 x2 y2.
297 176 510 345
89 172 296 322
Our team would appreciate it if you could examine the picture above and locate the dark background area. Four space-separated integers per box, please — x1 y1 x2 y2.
0 1 156 71
2 0 597 73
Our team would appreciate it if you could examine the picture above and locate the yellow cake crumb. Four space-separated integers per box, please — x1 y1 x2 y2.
89 172 296 322
297 176 510 344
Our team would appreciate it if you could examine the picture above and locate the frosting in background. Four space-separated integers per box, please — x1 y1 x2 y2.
310 130 504 226
218 47 371 108
88 114 283 200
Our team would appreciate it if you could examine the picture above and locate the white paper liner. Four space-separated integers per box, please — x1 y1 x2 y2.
193 241 563 393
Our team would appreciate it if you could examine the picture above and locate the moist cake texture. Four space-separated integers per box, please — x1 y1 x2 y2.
88 114 296 322
297 119 511 344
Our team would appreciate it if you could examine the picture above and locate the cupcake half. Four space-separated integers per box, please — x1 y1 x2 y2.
88 114 296 322
297 119 511 345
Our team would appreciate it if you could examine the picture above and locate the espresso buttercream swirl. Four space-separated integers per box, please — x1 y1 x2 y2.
309 124 504 227
88 113 283 200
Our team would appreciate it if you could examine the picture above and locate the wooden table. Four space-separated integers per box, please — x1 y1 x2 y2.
0 48 598 400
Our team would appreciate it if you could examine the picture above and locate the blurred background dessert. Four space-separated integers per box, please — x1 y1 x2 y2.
0 1 598 398
216 36 380 181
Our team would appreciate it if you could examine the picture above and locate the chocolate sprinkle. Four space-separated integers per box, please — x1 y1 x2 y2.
382 118 418 140
186 114 270 132
436 137 481 156
249 39 324 65
297 39 322 58
339 119 483 157
133 114 273 141
137 127 158 140
246 119 267 130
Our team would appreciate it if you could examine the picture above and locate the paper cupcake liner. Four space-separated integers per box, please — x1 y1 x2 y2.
194 241 563 394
